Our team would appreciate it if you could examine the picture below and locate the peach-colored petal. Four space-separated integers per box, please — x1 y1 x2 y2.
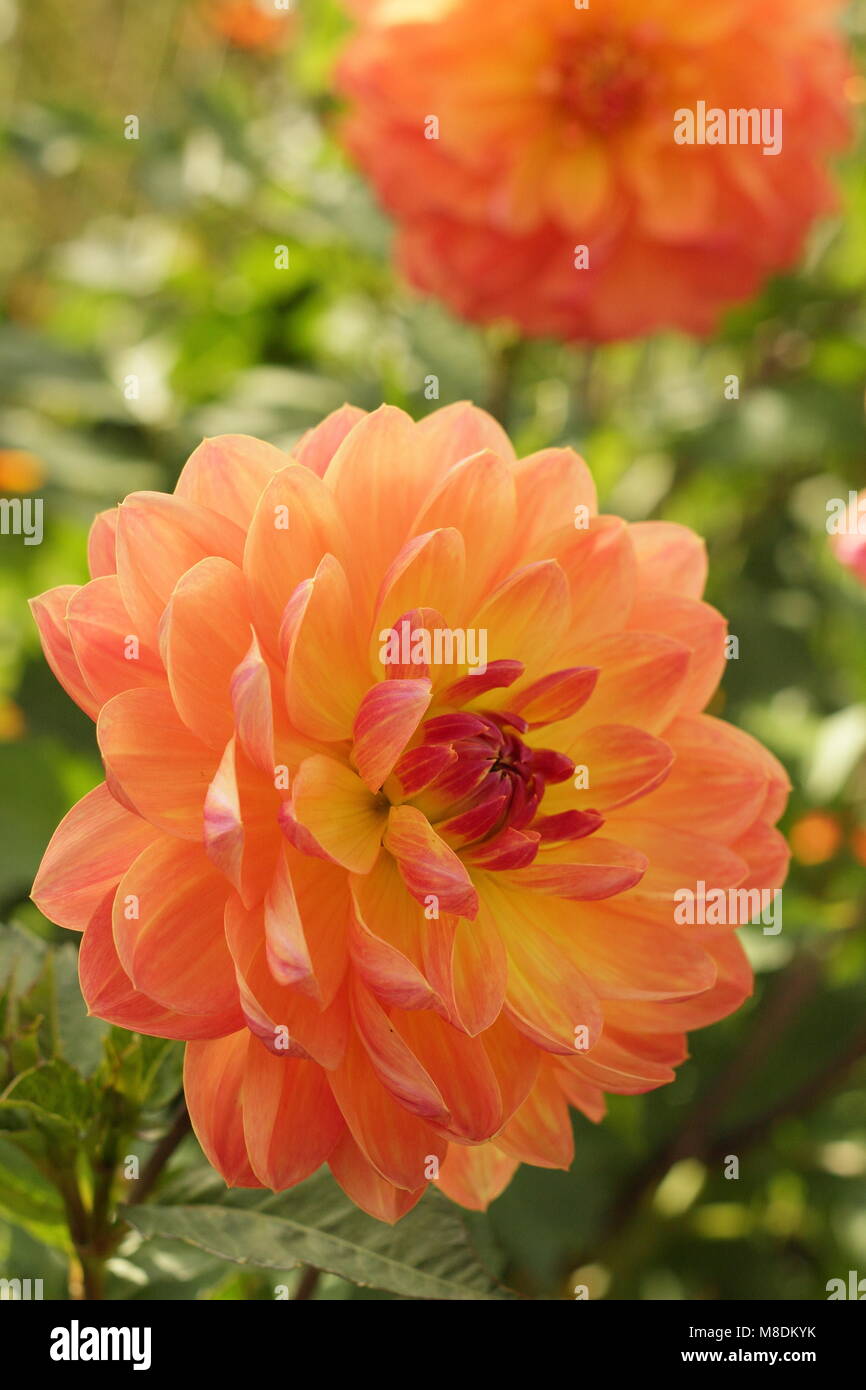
243 463 345 657
438 1142 518 1211
629 521 707 599
291 404 368 478
414 448 517 613
98 688 220 840
67 576 164 707
291 754 387 873
353 679 432 792
80 891 232 1040
384 804 479 918
328 1130 425 1224
242 1037 344 1188
282 555 369 742
29 587 99 719
87 508 119 579
175 434 289 526
161 557 253 749
32 782 156 930
328 1027 447 1191
116 491 245 648
421 911 507 1036
113 837 242 1029
185 1032 261 1187
476 874 603 1055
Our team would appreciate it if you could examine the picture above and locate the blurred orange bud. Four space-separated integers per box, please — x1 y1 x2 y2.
0 449 45 493
789 810 843 866
205 0 296 51
0 699 25 741
850 824 866 867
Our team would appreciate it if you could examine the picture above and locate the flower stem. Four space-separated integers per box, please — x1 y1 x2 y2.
293 1265 321 1300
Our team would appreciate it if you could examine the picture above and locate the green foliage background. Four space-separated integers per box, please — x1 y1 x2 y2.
0 0 864 1301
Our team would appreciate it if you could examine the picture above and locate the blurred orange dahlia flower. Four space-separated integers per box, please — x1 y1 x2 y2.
337 0 852 341
31 404 789 1221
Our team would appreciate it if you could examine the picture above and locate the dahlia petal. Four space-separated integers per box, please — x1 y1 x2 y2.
291 754 387 873
242 1038 344 1189
538 725 673 829
731 821 790 893
283 555 369 742
352 979 450 1123
645 715 775 840
80 891 230 1040
513 447 597 553
87 508 119 579
224 894 349 1067
561 899 718 1002
325 406 436 608
67 576 164 707
374 527 468 638
350 861 441 1012
353 679 433 793
243 463 345 658
628 591 727 713
161 557 253 749
174 434 289 526
421 912 507 1036
31 782 156 930
184 1032 261 1188
115 491 245 649
473 559 570 678
439 658 524 706
328 1028 447 1191
231 632 277 776
437 1143 518 1212
506 837 648 901
504 666 599 728
611 820 748 906
393 741 458 797
414 449 517 612
495 1067 574 1170
113 837 242 1028
568 632 691 735
29 586 99 719
628 521 707 599
98 688 220 840
384 805 479 918
547 516 637 646
264 844 318 998
465 826 540 871
204 738 282 908
291 404 368 478
393 1007 504 1143
552 1066 607 1123
480 1012 541 1120
415 401 516 470
328 1130 424 1224
564 1031 680 1094
476 876 603 1055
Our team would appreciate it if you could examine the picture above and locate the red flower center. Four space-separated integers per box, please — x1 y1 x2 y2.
549 35 653 135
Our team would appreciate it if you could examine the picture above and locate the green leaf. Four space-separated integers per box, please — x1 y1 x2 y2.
123 1171 516 1301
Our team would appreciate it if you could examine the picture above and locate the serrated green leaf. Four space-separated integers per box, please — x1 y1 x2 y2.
123 1171 516 1301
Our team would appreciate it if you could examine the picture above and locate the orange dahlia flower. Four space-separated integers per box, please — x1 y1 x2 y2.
31 404 789 1221
337 0 851 341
